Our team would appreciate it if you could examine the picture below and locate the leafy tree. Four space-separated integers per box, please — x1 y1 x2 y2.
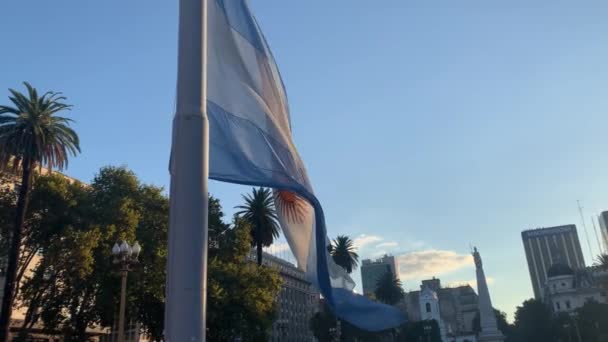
575 300 608 341
309 303 388 342
309 303 337 341
0 173 16 265
473 309 515 341
328 235 359 274
513 299 555 342
207 217 282 341
595 253 608 269
14 173 89 340
11 167 281 341
397 320 442 342
16 167 147 340
0 82 80 341
374 270 404 305
235 187 280 265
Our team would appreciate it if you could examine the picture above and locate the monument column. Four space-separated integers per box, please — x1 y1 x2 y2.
474 247 505 342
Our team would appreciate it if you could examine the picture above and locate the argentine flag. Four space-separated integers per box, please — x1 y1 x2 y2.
207 0 405 331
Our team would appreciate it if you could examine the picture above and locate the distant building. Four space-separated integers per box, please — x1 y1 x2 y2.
360 255 398 296
521 225 586 299
404 278 479 341
419 284 448 341
544 263 607 314
256 252 319 342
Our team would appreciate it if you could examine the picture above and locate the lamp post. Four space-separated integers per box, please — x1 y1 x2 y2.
111 240 141 342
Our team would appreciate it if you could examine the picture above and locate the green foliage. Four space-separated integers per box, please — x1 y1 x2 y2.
0 82 80 171
15 167 164 340
595 253 608 269
513 299 556 342
309 303 392 342
0 82 81 340
207 218 282 341
12 168 281 341
328 235 359 274
397 320 442 342
309 303 337 341
374 270 404 305
0 173 16 261
510 298 608 342
235 187 280 266
575 300 608 341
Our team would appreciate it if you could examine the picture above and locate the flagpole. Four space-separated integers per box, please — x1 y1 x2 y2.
166 0 208 340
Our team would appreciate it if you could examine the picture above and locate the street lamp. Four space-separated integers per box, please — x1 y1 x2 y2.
111 240 141 342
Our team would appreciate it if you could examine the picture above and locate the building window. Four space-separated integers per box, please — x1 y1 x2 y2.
566 300 571 309
553 284 556 290
426 302 431 313
556 302 561 310
561 282 566 287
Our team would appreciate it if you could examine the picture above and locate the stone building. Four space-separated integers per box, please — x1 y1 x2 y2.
257 252 319 341
404 278 478 341
544 263 607 314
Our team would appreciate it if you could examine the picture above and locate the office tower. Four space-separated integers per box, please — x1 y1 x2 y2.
521 225 585 299
360 255 398 296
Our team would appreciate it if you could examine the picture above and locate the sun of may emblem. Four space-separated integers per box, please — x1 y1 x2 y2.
275 190 308 224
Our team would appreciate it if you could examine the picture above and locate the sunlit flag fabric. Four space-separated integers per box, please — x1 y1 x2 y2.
207 0 406 331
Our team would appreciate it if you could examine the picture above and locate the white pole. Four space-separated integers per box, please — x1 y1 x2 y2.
166 0 208 341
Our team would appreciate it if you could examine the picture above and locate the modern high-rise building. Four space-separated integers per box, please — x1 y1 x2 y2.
360 255 398 296
598 211 608 252
521 225 586 299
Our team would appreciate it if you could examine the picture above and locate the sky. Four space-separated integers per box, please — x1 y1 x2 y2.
2 0 608 321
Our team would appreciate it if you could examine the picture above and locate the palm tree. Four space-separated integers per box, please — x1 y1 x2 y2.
328 235 359 274
235 188 280 265
0 82 80 341
374 270 404 305
595 253 608 269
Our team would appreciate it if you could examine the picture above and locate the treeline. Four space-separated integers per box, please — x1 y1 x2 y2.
0 167 281 341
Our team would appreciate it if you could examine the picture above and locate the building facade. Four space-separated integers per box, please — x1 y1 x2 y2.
258 252 319 342
521 225 586 299
360 255 398 296
404 278 479 341
544 264 607 314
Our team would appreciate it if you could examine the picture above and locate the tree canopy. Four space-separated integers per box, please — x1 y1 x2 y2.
328 235 359 274
8 166 281 341
235 187 280 266
374 270 404 305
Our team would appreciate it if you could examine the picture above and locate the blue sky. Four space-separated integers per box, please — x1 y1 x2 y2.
2 0 608 321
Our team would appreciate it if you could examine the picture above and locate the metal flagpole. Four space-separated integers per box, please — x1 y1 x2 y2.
166 0 208 341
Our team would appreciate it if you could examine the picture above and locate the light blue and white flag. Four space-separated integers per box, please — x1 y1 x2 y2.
207 0 405 331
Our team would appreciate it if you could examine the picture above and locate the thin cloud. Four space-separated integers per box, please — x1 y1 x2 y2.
353 234 383 249
397 250 473 280
376 242 399 248
447 277 496 289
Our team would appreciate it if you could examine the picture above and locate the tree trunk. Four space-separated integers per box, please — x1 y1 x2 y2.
0 159 33 342
257 242 263 266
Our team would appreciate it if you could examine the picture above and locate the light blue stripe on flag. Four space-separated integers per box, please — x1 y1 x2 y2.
207 0 406 331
